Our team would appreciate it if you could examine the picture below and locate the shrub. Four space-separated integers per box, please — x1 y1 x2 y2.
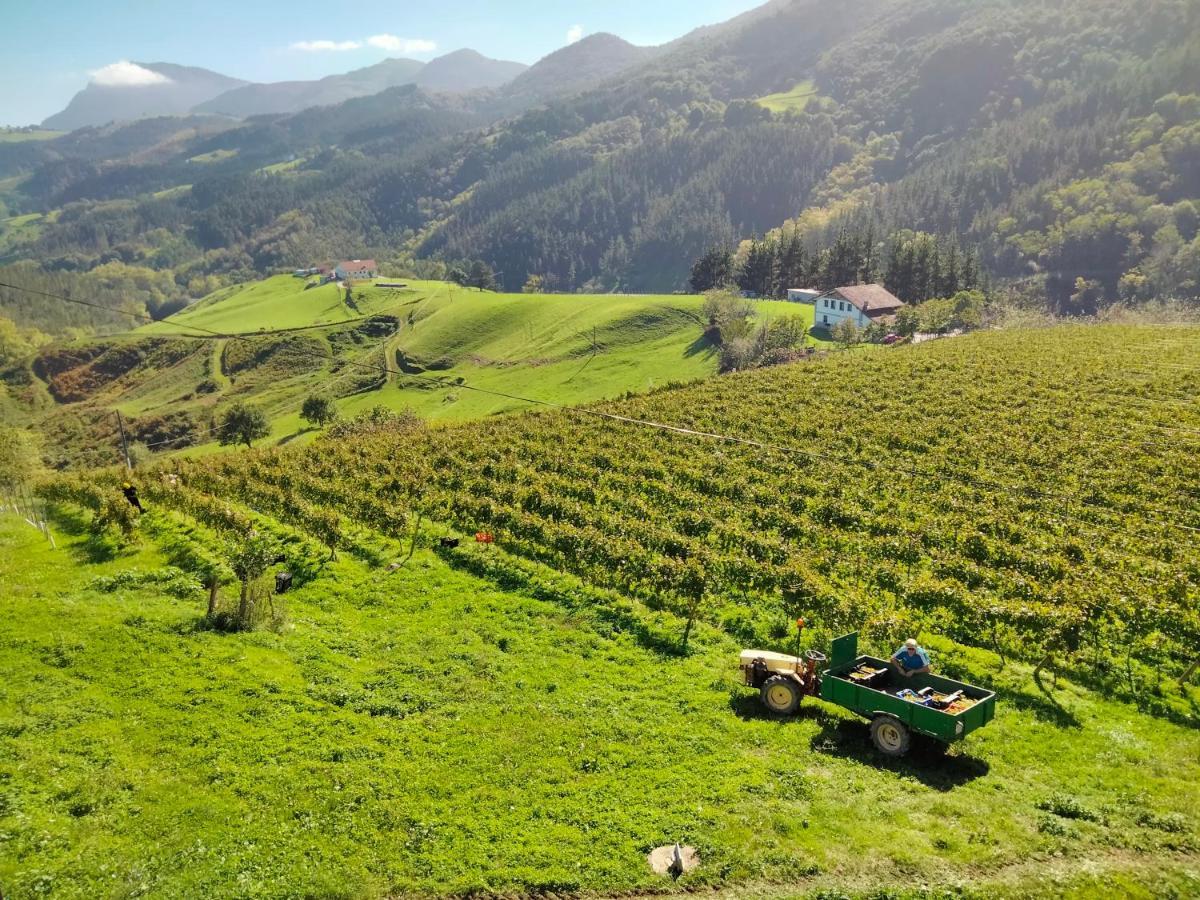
1037 794 1099 822
326 406 424 440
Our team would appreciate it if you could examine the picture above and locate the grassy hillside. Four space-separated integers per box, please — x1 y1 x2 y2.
2 500 1197 897
0 130 63 143
16 277 821 462
139 274 429 335
756 80 818 114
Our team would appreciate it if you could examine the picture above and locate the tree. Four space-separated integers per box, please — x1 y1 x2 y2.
225 531 279 631
894 307 921 338
301 394 339 429
775 230 808 293
736 238 777 298
0 426 42 496
702 289 754 337
1067 277 1104 314
219 403 270 449
689 246 735 292
831 319 862 349
522 274 545 294
467 260 497 291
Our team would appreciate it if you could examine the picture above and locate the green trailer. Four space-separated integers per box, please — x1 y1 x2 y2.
740 632 997 756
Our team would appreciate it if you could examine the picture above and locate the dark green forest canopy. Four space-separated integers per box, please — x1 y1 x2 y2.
2 0 1198 331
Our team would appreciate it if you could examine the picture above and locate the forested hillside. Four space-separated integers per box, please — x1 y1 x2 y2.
2 0 1198 336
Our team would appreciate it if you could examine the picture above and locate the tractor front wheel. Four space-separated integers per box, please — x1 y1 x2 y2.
870 715 911 756
761 675 802 715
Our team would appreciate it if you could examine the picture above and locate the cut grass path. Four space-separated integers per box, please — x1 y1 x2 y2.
1 514 1197 897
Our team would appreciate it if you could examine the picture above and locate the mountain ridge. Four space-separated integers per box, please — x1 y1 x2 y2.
498 33 660 107
194 58 428 118
413 49 528 94
42 62 248 130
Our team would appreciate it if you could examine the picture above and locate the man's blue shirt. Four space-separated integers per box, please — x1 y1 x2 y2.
893 647 931 670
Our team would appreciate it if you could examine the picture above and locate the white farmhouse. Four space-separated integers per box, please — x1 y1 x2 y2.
335 259 378 280
814 284 905 330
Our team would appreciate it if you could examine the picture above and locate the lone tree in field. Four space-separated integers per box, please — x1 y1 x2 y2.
218 403 270 449
467 260 497 291
225 531 279 631
301 394 339 429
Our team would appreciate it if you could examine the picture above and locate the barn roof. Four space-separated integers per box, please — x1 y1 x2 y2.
338 259 377 269
830 284 905 316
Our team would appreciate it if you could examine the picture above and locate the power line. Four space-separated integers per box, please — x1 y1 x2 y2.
6 279 1199 535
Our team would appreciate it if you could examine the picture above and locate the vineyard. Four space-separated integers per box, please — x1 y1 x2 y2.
58 324 1200 698
8 322 1200 896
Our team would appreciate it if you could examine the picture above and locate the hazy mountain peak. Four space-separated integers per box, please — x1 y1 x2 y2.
415 49 528 94
43 62 247 131
501 32 658 104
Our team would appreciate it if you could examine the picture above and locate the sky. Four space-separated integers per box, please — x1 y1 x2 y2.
0 0 764 126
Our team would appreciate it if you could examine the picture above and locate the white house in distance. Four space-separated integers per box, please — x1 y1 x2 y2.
786 287 822 303
335 259 378 280
814 284 905 330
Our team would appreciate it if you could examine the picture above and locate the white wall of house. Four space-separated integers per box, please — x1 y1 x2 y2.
335 264 376 280
814 294 871 329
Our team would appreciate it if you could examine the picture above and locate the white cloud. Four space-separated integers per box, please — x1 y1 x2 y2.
89 61 173 87
366 34 437 54
290 39 362 52
566 24 584 44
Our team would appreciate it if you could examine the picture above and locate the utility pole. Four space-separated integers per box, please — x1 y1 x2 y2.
115 410 132 472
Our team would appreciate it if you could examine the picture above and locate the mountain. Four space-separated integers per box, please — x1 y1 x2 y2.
413 49 527 93
42 63 247 131
7 0 1200 315
499 33 659 106
194 46 531 117
194 58 427 118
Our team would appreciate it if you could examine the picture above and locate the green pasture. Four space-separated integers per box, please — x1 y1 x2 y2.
757 80 819 114
187 148 239 163
127 278 824 451
0 513 1196 897
0 129 63 143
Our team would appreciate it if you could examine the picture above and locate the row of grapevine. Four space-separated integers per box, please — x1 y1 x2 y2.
120 325 1198 681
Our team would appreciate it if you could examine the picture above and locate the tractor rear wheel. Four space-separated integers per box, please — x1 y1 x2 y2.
870 715 911 756
760 675 802 715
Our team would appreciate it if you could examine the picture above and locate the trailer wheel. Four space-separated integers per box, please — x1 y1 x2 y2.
870 716 911 756
761 676 802 715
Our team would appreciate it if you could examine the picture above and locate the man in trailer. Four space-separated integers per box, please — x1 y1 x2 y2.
891 638 932 678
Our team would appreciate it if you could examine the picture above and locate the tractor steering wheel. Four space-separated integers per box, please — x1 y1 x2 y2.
805 650 828 663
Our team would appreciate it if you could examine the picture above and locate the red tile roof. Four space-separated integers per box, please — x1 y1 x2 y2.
338 259 377 270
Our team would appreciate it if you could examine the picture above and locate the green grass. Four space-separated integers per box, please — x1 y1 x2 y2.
0 212 45 256
0 129 63 143
187 148 238 164
140 276 437 336
259 157 307 174
1 511 1197 898
151 184 192 200
122 278 827 450
757 80 819 114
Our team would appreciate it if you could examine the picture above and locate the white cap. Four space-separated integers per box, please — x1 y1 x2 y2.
905 638 918 648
